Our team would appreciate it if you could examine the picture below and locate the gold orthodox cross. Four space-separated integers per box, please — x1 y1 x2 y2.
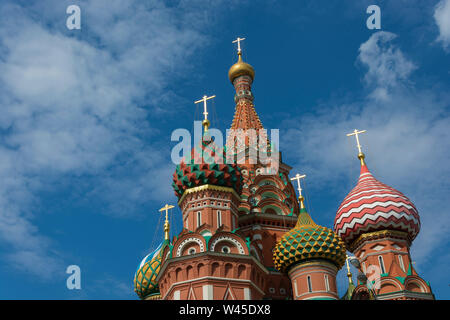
347 129 366 154
232 37 246 54
345 254 352 274
345 254 355 284
159 204 174 241
290 173 306 198
194 95 216 132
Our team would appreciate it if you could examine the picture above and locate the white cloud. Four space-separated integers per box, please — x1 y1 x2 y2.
281 31 450 271
357 31 417 100
434 0 450 50
0 0 210 279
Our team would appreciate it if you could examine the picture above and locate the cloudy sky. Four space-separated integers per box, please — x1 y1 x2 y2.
0 0 448 299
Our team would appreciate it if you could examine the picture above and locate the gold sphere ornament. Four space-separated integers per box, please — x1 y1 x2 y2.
202 119 210 130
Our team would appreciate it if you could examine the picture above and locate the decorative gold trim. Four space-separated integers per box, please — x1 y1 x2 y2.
345 255 354 285
178 184 240 205
358 152 366 166
350 230 409 252
299 196 305 209
228 51 255 83
202 119 210 132
145 293 161 300
159 204 174 241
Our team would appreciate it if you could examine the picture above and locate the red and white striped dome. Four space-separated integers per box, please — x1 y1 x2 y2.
334 163 420 246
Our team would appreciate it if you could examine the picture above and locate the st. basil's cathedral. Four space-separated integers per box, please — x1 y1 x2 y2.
133 39 435 301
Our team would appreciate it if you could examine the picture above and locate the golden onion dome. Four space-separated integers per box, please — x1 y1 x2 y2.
273 205 347 273
228 52 255 83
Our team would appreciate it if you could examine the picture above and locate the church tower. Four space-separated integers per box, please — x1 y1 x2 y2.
134 40 436 301
334 129 435 300
134 37 303 300
156 95 267 300
226 37 301 298
273 174 347 300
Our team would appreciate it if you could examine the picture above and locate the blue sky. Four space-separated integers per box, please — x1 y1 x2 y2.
0 0 449 299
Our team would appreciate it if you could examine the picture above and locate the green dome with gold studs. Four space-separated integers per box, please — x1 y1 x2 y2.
273 201 347 273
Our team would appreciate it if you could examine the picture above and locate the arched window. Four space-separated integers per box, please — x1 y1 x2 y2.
378 256 386 274
398 255 405 272
406 281 423 293
217 210 222 227
307 275 313 293
211 262 220 277
237 265 246 279
186 265 193 278
324 274 330 292
224 263 233 278
197 211 202 228
197 263 205 277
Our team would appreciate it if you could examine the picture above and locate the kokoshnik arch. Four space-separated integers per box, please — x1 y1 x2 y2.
133 38 435 301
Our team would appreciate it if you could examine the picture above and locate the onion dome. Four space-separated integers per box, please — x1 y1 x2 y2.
273 197 347 272
334 154 420 247
134 240 168 299
228 51 255 83
172 138 243 199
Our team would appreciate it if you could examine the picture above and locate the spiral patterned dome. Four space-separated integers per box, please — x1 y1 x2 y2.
334 163 420 247
273 207 347 272
172 139 243 198
134 241 168 299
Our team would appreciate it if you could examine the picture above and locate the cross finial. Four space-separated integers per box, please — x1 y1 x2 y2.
347 129 366 154
194 94 216 132
159 204 174 241
347 129 367 165
290 173 306 208
291 173 306 197
345 255 353 274
345 255 355 285
232 37 246 54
